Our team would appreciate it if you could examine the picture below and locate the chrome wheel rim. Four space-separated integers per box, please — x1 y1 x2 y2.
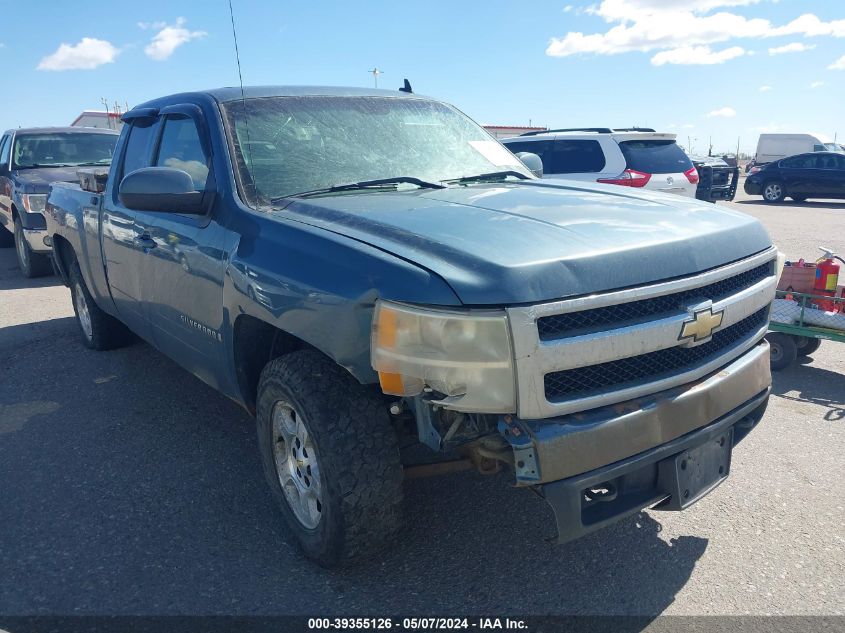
74 280 93 340
14 223 29 271
764 184 782 201
271 401 322 529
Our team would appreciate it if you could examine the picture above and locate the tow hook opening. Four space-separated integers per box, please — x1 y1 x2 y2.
583 482 618 503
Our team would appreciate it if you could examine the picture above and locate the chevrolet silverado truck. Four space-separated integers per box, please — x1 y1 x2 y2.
0 126 119 277
45 86 780 567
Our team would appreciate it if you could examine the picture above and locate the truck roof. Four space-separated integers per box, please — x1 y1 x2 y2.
3 126 120 136
128 85 427 114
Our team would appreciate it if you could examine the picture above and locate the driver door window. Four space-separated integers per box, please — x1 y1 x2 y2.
154 115 210 192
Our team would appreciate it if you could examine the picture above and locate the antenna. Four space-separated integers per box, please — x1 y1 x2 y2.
369 68 383 88
228 0 255 204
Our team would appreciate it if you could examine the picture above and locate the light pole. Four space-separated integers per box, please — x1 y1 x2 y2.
369 68 383 88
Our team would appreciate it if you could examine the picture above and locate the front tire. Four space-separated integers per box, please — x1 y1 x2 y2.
68 261 133 350
256 349 403 567
14 217 52 278
766 332 797 371
762 181 786 203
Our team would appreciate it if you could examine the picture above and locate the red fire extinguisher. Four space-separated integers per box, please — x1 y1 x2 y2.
815 247 841 312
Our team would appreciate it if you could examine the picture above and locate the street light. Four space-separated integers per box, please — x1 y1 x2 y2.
369 68 383 88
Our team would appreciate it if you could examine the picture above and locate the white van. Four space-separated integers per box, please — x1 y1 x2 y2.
755 134 842 165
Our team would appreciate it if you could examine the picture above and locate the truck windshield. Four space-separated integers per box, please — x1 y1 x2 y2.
222 95 531 204
12 132 118 169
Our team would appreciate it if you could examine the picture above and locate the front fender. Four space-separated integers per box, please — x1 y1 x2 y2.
222 212 462 384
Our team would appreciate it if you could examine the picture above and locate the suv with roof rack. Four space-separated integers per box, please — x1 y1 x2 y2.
502 127 699 199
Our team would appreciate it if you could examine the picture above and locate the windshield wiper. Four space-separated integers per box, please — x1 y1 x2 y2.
444 170 530 185
74 161 112 167
23 163 73 168
274 176 445 202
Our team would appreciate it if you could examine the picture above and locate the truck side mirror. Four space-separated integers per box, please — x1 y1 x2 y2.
516 152 544 178
118 167 207 214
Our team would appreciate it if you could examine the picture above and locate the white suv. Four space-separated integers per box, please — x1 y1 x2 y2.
502 128 699 198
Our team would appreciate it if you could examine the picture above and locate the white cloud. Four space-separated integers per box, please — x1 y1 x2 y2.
37 37 119 71
707 107 737 118
143 18 206 61
563 5 573 12
758 85 772 91
138 21 167 30
768 42 815 55
810 81 824 88
682 124 695 129
546 2 845 61
587 0 762 21
651 45 745 65
829 54 845 70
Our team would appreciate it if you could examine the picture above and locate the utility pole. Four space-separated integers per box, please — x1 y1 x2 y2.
100 98 113 129
368 68 383 88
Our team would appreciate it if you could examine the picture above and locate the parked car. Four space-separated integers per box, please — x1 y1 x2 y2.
502 128 699 198
46 86 777 567
754 133 842 166
689 155 740 202
744 151 845 202
0 126 119 277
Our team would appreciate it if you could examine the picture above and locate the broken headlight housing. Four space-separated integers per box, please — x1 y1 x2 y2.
371 300 515 413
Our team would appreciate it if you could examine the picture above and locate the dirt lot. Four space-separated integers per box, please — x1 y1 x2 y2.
0 185 843 617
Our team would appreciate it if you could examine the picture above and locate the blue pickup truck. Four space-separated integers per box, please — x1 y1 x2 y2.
0 126 118 277
45 86 780 567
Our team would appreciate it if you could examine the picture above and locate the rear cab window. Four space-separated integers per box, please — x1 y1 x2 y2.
619 140 693 175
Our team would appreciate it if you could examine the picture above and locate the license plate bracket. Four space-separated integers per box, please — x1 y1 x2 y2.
655 428 733 511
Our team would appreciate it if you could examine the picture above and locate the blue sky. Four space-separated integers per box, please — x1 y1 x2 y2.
1 0 842 154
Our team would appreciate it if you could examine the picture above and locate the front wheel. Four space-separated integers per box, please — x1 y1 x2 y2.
762 181 786 203
766 332 797 371
256 349 403 567
14 217 52 278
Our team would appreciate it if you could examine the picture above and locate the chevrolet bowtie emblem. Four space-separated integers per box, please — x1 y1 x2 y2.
679 307 724 343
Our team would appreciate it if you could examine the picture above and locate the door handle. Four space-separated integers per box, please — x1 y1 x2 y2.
135 233 157 251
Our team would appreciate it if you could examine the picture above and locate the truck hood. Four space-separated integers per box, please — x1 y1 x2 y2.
278 180 773 305
12 167 80 193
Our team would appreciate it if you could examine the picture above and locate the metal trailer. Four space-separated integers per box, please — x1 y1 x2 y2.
766 290 845 370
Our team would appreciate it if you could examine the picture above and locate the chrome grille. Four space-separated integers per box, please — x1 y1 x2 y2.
506 247 778 419
537 261 773 340
544 307 769 400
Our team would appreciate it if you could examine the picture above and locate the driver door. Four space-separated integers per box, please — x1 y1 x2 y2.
140 107 227 388
101 116 161 342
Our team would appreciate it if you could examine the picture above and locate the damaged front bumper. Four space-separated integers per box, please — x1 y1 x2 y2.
499 340 771 543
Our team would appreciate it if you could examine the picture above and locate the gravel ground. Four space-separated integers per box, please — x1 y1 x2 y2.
0 187 842 617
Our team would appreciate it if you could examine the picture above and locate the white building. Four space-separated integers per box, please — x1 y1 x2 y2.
71 111 124 131
484 125 548 140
